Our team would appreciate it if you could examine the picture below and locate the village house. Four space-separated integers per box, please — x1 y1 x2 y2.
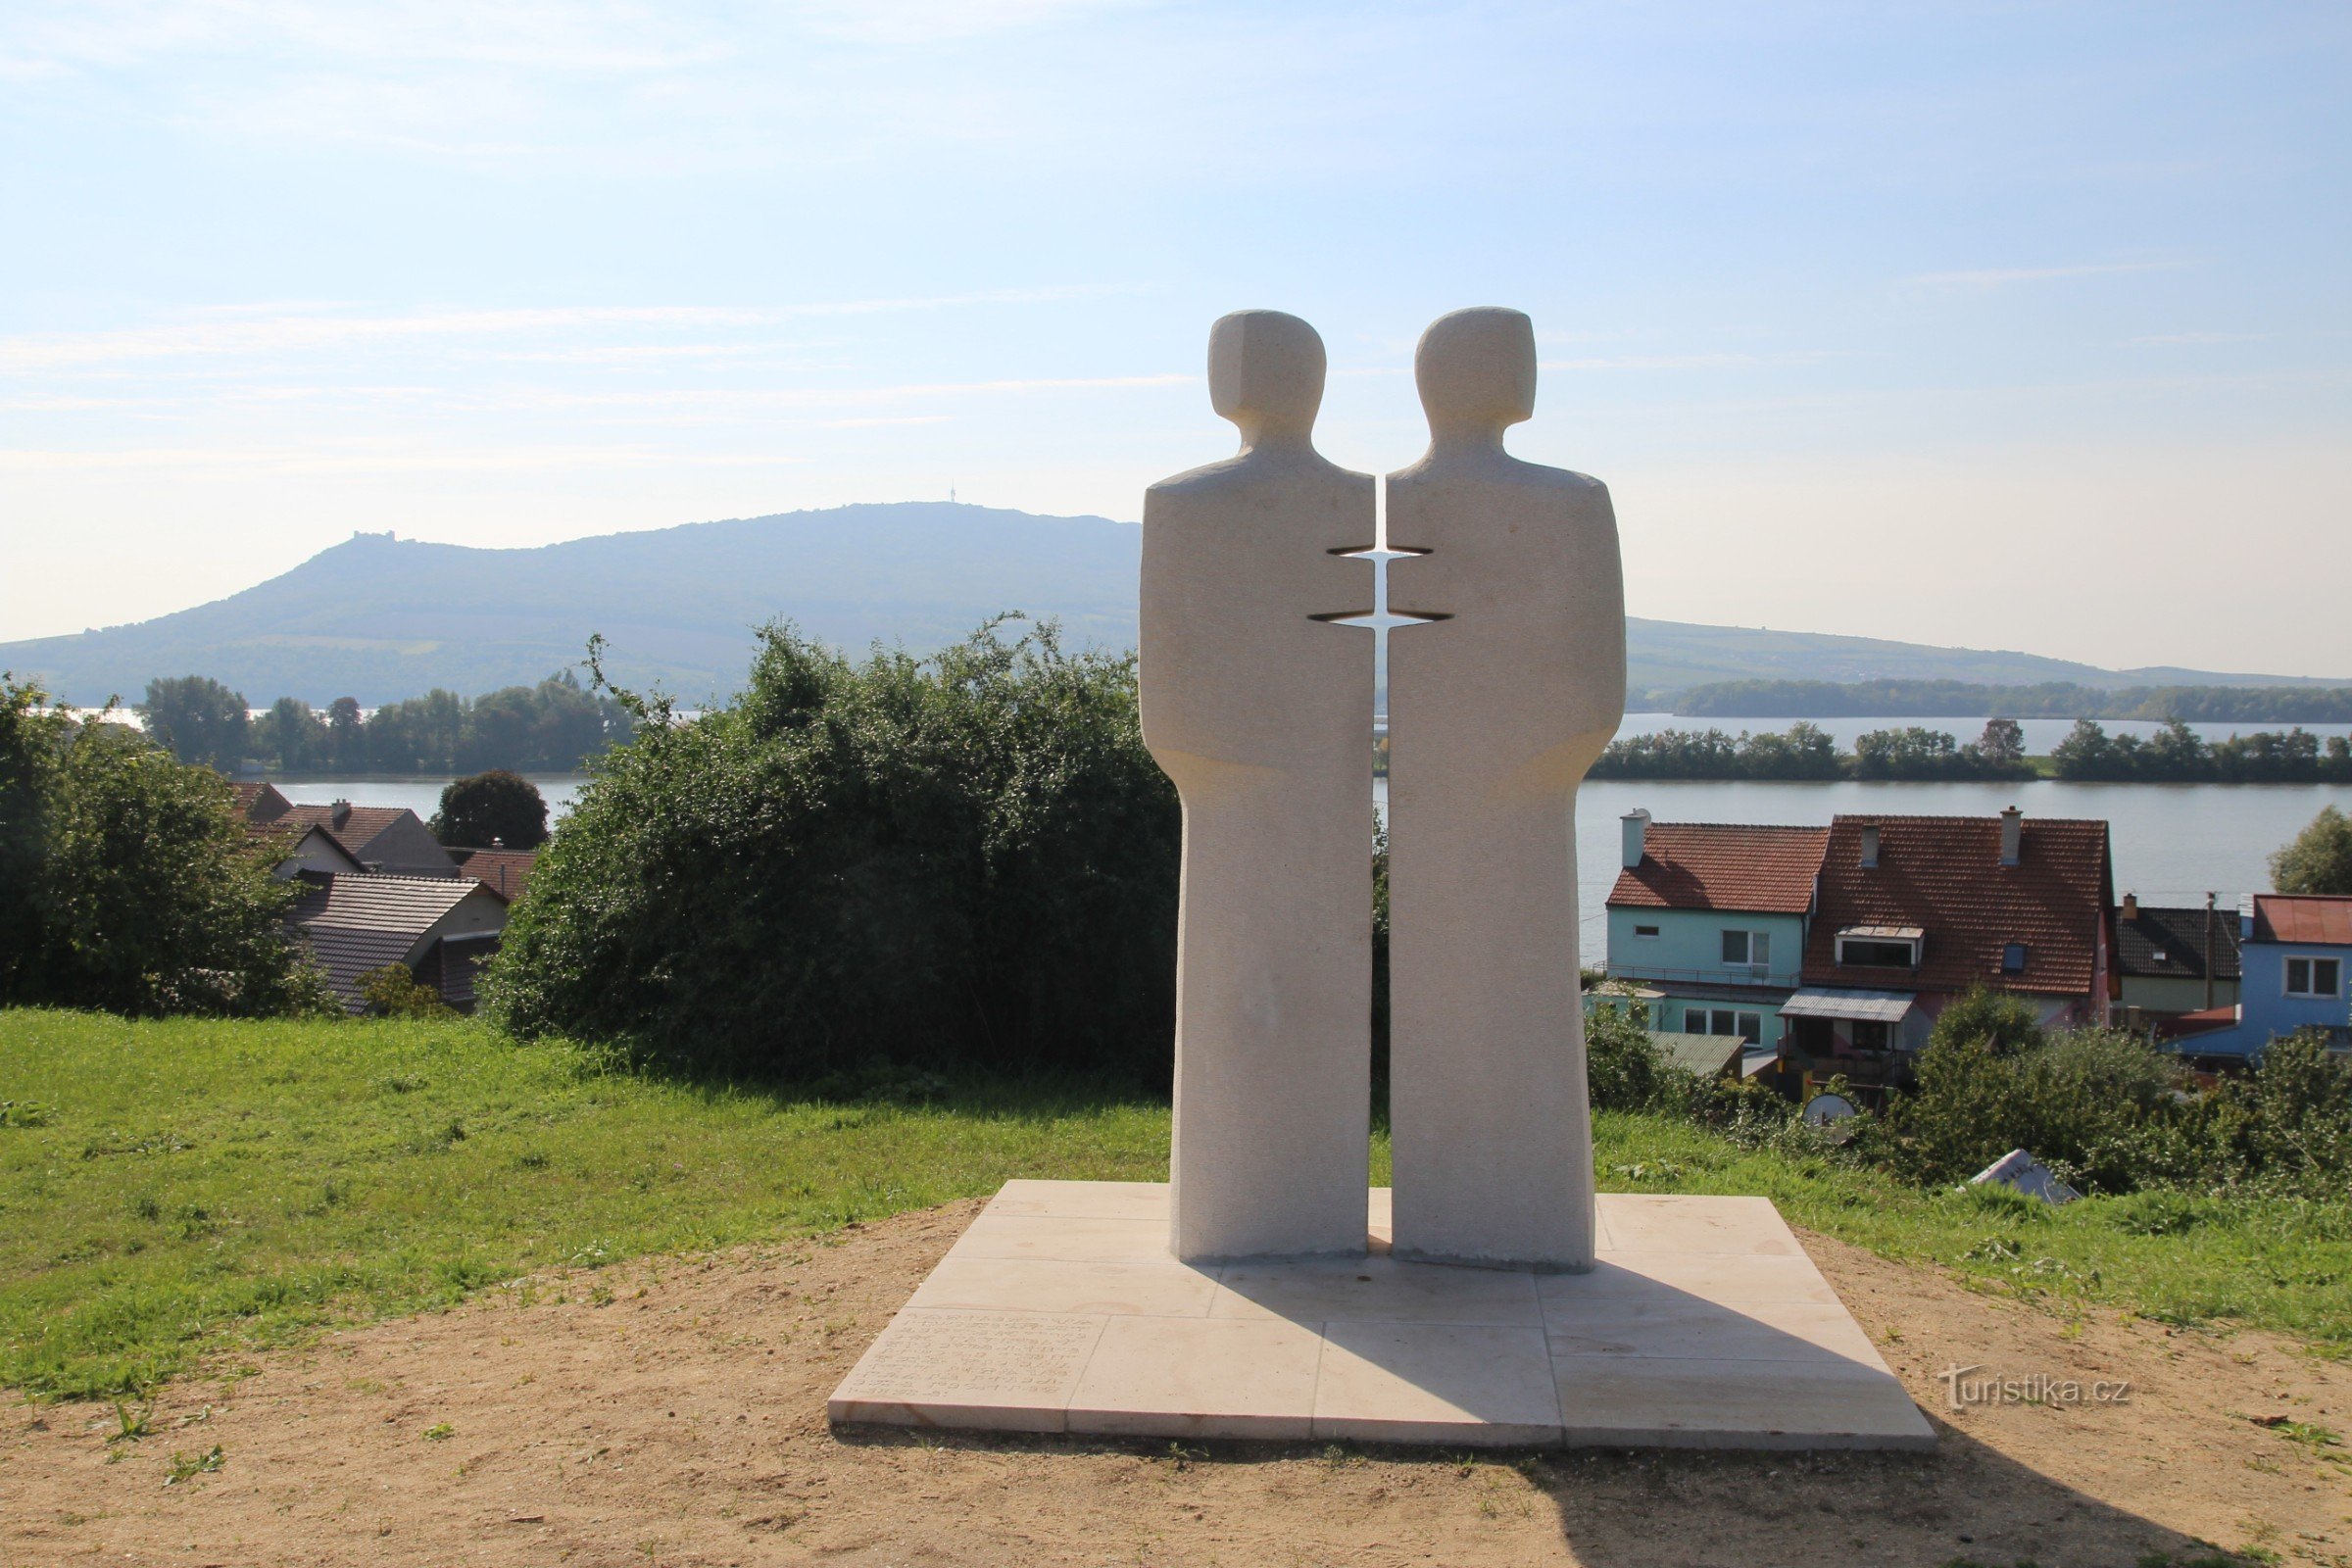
284 871 511 1013
2163 894 2352 1060
228 782 460 878
1602 811 1827 1050
2114 892 2242 1020
228 780 516 1010
1603 807 2117 1099
1783 808 2114 1092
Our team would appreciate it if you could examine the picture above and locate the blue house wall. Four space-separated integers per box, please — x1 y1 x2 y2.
1604 906 1809 1041
2176 904 2351 1058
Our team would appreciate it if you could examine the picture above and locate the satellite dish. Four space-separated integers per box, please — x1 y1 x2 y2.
1803 1092 1858 1131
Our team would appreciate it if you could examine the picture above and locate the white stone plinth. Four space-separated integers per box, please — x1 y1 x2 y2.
828 1181 1936 1451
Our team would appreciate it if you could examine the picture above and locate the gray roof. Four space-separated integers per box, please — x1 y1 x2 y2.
286 872 505 1009
2117 904 2242 981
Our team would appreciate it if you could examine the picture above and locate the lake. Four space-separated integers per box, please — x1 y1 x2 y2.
277 768 2346 968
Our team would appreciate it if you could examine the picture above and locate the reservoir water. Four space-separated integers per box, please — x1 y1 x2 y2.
276 755 2348 969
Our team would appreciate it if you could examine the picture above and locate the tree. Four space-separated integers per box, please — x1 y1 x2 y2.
1973 717 2026 768
431 769 549 850
485 618 1183 1082
2272 806 2352 895
0 676 69 1000
253 697 328 772
325 697 365 770
137 675 250 770
0 683 331 1017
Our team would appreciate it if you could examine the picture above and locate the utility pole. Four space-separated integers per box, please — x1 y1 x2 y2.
2203 891 2217 1011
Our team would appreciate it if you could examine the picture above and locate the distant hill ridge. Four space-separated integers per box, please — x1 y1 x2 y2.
1 502 2336 707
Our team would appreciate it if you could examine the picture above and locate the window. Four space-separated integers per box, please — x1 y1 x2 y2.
1849 1020 1892 1052
1838 937 1919 967
1688 1008 1765 1042
1721 929 1772 968
2002 943 2029 975
1634 924 1660 940
2286 957 2343 998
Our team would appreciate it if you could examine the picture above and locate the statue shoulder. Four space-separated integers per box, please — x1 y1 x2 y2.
1146 453 1253 503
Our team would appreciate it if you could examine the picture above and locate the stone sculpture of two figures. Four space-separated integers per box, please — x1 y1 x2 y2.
1142 307 1627 1273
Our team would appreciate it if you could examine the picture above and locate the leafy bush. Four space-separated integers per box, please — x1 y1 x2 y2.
0 676 330 1017
485 619 1181 1082
1858 1017 2184 1192
1583 1004 1690 1112
357 964 455 1019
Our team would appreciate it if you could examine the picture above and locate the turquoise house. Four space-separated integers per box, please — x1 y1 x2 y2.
1602 811 1829 1048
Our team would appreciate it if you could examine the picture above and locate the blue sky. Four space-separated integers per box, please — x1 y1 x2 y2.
3 1 2347 674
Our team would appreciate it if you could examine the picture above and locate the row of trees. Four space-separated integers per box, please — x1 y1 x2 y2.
2049 718 2352 783
1589 719 2035 781
1677 678 2352 724
136 671 633 775
0 675 330 1018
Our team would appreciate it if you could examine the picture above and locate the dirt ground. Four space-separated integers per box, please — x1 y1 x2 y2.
6 1200 2351 1568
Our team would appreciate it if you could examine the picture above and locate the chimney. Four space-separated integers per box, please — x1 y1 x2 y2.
2121 892 2138 922
1858 823 1880 868
1621 808 1650 870
331 799 351 828
1999 806 2023 867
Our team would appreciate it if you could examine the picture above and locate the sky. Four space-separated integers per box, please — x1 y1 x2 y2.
3 0 2348 676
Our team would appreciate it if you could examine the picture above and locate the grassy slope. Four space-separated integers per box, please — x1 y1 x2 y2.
4 1009 2347 1400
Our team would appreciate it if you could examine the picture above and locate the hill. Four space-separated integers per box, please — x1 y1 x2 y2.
0 502 2334 706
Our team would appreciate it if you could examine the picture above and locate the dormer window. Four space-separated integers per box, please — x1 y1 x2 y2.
1836 925 1922 968
2001 943 2029 976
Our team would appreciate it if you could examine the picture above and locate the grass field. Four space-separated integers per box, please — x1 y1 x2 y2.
4 1007 2350 1401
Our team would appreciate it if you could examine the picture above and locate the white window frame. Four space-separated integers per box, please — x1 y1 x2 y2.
2285 956 2343 998
1721 928 1772 970
1634 923 1661 940
1837 934 1920 968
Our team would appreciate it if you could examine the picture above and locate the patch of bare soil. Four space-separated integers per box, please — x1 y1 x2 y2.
7 1201 2351 1567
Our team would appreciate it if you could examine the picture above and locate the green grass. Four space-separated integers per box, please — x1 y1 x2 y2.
6 1007 2352 1401
0 1008 1168 1398
1591 1112 2352 1350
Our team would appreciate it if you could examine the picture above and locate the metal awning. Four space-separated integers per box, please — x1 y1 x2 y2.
1838 924 1925 942
1779 988 1918 1023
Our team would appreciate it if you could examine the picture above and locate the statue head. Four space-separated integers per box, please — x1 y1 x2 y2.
1206 310 1325 450
1414 307 1537 447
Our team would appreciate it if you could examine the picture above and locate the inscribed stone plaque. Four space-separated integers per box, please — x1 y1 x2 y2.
827 1309 1104 1432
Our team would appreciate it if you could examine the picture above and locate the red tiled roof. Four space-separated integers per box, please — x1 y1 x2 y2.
2253 895 2352 947
277 803 418 859
1607 823 1828 915
452 848 538 900
229 780 291 823
1801 814 2112 999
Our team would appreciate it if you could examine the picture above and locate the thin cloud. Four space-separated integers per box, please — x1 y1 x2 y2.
1907 261 2191 291
2129 330 2267 346
0 288 1132 371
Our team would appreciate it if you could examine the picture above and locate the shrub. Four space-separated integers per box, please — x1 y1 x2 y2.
357 964 455 1018
1584 1004 1690 1112
1861 1022 2184 1193
484 619 1182 1083
0 676 331 1018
